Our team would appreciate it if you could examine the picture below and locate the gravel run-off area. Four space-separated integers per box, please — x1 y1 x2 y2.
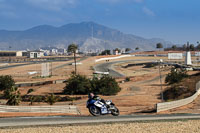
1 120 200 133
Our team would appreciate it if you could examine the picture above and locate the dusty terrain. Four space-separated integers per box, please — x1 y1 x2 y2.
1 120 200 133
0 54 200 117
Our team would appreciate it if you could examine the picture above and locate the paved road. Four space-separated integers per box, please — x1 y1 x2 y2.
53 56 89 70
94 59 156 78
0 60 71 71
0 56 88 71
1 114 200 128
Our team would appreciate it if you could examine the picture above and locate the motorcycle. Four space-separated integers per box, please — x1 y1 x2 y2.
86 98 119 116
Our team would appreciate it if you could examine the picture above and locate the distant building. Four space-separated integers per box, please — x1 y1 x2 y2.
113 49 121 55
121 48 126 54
50 49 58 55
0 51 24 57
58 48 67 55
27 51 44 58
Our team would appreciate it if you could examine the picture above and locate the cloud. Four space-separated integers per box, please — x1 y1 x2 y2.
142 6 155 16
26 0 77 11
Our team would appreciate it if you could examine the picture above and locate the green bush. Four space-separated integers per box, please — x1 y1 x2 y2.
27 88 34 94
163 85 193 100
63 74 91 95
165 68 188 85
90 75 121 96
90 77 101 94
5 86 21 106
98 75 121 95
0 75 15 92
29 95 35 105
125 77 130 82
143 63 157 68
64 74 121 96
45 94 59 105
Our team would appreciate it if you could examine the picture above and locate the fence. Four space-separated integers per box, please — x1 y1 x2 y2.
15 79 66 87
95 55 134 62
157 81 200 112
0 105 81 114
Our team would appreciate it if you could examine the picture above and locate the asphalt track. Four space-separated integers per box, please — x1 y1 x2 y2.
94 59 157 78
0 56 88 71
0 58 197 128
1 114 200 128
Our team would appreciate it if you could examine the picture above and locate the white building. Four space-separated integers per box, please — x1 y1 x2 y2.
50 49 58 55
58 48 67 55
27 51 44 58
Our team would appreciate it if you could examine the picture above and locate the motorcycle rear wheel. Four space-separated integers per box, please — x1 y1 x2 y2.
89 106 101 116
111 107 120 116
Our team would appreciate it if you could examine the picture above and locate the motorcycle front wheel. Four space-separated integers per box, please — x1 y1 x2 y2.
89 106 101 116
111 106 120 116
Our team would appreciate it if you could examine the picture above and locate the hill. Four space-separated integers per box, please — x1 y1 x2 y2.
0 21 172 51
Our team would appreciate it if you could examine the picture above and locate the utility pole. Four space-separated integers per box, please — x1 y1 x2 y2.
158 59 164 101
9 46 11 63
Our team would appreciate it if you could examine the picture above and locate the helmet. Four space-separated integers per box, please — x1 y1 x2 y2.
88 93 94 99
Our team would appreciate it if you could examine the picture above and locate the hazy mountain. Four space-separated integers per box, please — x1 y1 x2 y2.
0 21 172 51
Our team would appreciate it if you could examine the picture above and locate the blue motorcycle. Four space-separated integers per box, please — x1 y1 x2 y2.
86 98 119 116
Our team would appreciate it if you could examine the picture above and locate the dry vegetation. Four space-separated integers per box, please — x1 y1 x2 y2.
0 54 200 116
1 120 200 133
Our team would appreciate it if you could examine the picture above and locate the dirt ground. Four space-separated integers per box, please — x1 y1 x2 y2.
0 55 200 117
1 120 200 133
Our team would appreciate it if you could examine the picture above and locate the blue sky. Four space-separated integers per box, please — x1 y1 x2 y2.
0 0 199 44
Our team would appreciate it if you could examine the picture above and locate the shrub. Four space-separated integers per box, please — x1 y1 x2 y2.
64 74 91 95
143 63 157 68
163 85 194 100
125 77 130 82
90 77 101 94
0 75 15 92
64 74 121 96
29 95 35 105
45 94 59 105
165 68 188 84
27 88 34 94
59 96 82 102
5 86 21 105
91 75 121 96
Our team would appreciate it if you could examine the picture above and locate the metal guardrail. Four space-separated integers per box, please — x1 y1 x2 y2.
0 105 81 115
95 55 134 62
15 79 66 87
157 81 200 112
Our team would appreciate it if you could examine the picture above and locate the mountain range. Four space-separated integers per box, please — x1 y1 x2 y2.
0 21 172 52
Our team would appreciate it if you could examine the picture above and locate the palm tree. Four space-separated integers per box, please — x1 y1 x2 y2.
135 47 139 51
5 86 21 106
125 48 131 53
68 44 78 74
156 43 163 50
172 45 177 50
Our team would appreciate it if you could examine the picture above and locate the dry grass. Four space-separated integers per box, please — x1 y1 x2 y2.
0 55 200 116
1 120 200 133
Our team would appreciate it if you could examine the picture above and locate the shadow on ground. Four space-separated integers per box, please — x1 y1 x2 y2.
135 108 157 114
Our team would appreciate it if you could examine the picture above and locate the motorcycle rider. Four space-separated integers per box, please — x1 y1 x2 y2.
88 93 109 108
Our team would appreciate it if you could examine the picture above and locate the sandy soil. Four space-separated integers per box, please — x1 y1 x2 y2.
0 55 200 117
1 120 200 133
